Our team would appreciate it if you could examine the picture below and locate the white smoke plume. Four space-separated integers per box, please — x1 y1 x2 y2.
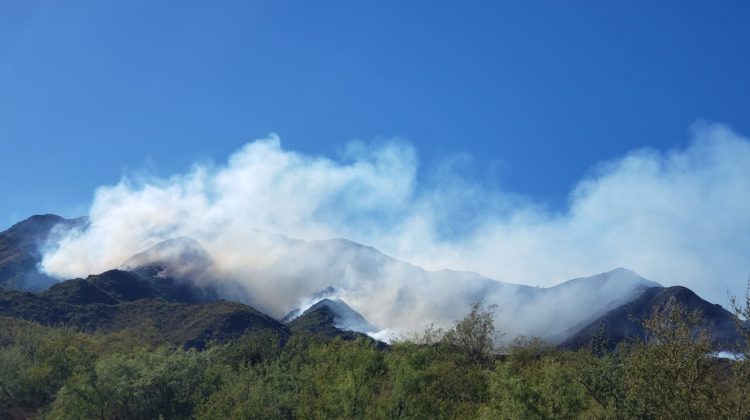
40 123 750 334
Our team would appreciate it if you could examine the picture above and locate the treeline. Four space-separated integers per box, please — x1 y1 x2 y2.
2 302 750 419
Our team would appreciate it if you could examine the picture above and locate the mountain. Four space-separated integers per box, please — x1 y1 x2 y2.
121 236 214 276
284 297 378 332
237 234 660 342
519 268 661 342
0 214 85 291
0 266 384 349
0 214 685 344
121 236 250 304
562 286 743 351
286 298 379 342
41 269 217 305
0 270 289 349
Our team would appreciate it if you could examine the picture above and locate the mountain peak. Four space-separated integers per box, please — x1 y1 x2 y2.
1 214 86 291
284 297 378 335
608 267 640 276
559 267 660 289
5 214 85 236
121 236 213 275
303 298 378 333
16 214 64 225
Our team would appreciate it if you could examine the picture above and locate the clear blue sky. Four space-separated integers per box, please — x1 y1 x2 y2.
2 1 749 227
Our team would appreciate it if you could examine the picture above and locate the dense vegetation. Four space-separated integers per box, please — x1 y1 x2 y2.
2 300 750 420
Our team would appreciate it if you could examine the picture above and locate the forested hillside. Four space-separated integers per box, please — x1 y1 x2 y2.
3 301 750 419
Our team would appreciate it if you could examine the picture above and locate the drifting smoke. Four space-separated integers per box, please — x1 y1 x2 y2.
40 123 750 334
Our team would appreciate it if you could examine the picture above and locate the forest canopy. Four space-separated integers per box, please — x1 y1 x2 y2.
2 300 750 419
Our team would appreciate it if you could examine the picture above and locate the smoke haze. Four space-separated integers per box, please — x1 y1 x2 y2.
40 123 750 331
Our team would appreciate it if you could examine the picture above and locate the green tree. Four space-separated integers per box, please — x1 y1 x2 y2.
50 347 218 419
442 301 500 367
605 302 722 419
481 339 590 420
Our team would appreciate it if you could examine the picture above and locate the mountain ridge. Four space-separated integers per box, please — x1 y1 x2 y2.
562 285 743 351
1 213 730 347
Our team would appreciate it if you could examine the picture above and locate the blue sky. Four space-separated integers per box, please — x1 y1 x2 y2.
2 1 750 227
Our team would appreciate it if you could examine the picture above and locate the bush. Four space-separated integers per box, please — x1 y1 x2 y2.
50 347 217 419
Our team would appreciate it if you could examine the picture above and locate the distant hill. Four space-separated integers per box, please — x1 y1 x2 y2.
0 214 85 290
562 286 743 351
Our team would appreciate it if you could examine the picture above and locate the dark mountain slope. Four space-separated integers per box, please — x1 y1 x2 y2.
0 214 85 290
562 286 743 351
40 278 120 306
0 289 72 326
0 273 290 349
42 269 220 305
286 299 378 342
122 237 240 303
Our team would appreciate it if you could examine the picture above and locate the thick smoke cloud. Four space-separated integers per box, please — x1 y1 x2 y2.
41 123 750 328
